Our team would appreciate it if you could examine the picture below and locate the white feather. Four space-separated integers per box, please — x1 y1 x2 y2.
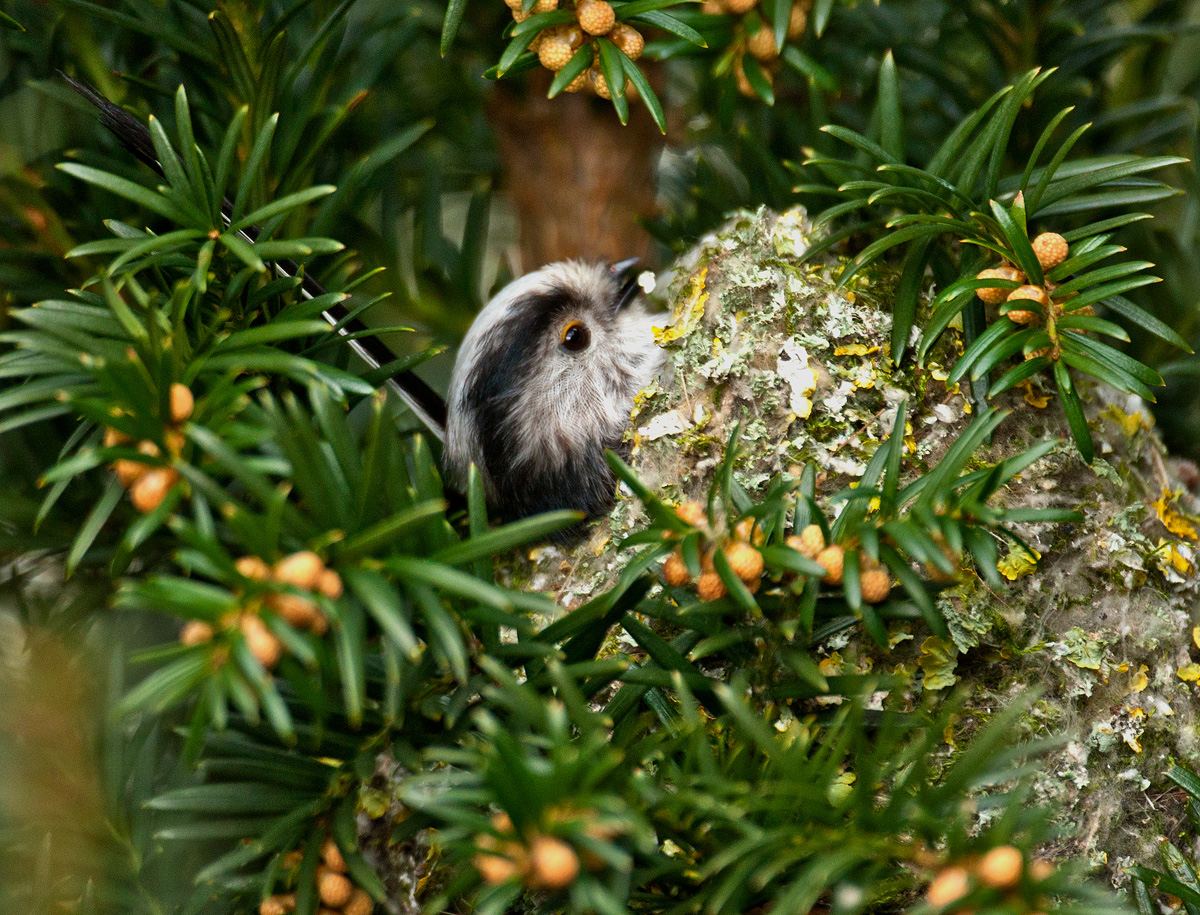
445 261 664 508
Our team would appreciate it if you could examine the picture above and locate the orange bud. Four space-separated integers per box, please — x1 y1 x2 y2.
181 620 215 646
976 846 1023 889
240 614 283 669
274 551 325 590
860 568 891 603
169 383 194 424
788 524 825 559
236 556 272 581
317 569 344 600
269 593 322 630
259 893 297 915
723 541 764 583
1031 232 1068 271
816 545 844 585
528 835 580 890
321 837 347 873
927 866 971 907
697 571 726 601
114 458 148 487
975 266 1024 305
343 888 373 915
317 869 353 907
103 427 130 448
130 467 180 512
663 549 692 587
675 501 707 527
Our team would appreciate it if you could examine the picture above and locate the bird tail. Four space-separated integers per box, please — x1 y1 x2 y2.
62 75 161 172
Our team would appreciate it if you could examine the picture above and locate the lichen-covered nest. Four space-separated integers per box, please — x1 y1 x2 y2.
498 206 1200 881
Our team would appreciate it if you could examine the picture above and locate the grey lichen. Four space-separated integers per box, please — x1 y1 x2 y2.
375 206 1200 901
357 752 437 915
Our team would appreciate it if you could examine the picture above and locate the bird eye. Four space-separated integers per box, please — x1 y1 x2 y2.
561 321 590 352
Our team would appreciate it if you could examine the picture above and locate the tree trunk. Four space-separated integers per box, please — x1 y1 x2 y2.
487 71 666 270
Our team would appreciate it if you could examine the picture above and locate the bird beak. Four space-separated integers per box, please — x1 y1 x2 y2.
610 257 642 311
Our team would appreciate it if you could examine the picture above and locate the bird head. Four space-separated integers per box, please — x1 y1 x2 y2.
446 259 663 522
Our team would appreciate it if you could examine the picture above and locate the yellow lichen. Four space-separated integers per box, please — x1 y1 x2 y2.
853 369 877 390
998 544 1041 580
1101 403 1151 438
1129 664 1149 694
1019 380 1052 408
655 267 708 344
1152 540 1194 575
1152 489 1199 541
919 636 958 691
818 652 843 677
816 652 845 706
1177 663 1200 683
833 344 880 357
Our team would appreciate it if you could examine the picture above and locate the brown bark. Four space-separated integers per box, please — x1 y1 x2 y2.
487 70 665 270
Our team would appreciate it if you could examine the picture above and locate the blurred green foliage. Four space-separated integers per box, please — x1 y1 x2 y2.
3 2 1200 915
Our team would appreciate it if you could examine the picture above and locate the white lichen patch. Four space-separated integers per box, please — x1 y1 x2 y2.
777 341 817 418
639 410 690 441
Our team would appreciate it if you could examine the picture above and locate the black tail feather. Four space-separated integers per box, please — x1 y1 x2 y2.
61 73 161 173
60 74 449 439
